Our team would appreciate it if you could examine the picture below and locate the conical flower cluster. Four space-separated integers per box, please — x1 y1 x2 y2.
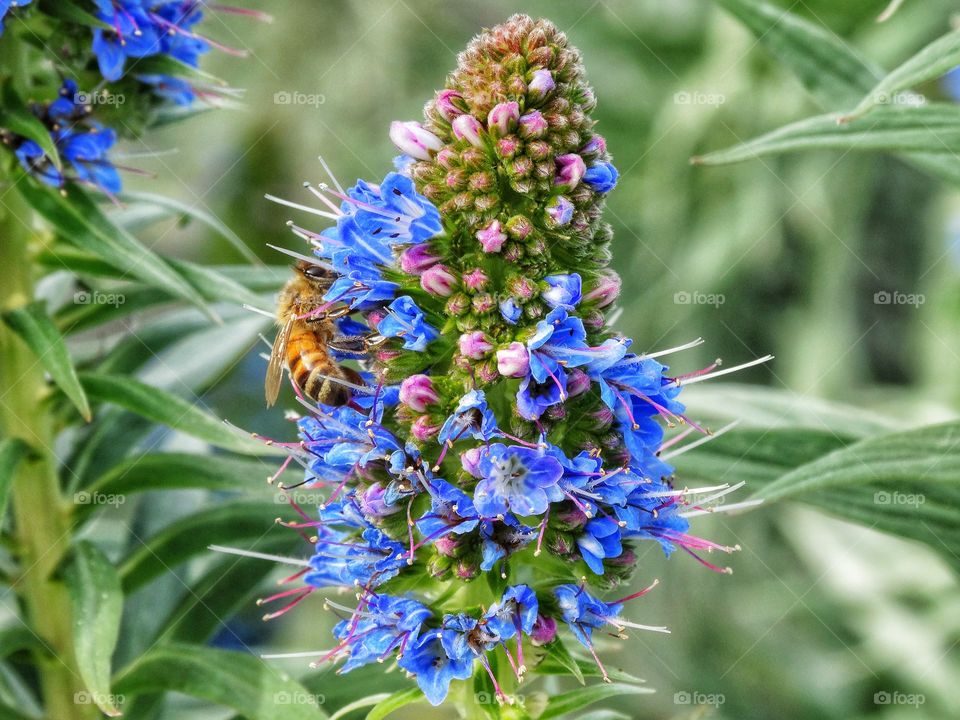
257 14 761 707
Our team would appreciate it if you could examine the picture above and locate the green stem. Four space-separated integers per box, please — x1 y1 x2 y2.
0 187 93 719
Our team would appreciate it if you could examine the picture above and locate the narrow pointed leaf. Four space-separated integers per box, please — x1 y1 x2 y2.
842 29 960 122
2 302 92 420
17 182 213 318
365 687 423 720
539 683 654 720
118 191 260 263
0 438 30 523
165 258 263 307
78 372 274 456
66 542 124 717
0 82 61 170
113 645 327 720
694 105 960 166
117 502 291 591
539 639 585 685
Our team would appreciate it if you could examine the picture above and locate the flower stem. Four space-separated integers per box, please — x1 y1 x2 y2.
0 186 94 720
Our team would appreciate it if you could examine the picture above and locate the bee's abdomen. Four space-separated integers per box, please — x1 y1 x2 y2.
286 328 333 400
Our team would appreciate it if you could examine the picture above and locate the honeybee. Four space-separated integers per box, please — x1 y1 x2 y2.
265 261 365 407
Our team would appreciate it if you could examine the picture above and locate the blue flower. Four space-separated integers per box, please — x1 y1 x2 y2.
353 172 442 244
576 516 623 574
499 296 521 324
137 74 196 106
472 444 563 518
305 527 406 589
554 584 623 649
332 593 432 672
417 479 480 538
543 273 582 309
377 296 438 351
483 585 538 641
583 162 619 193
299 407 401 483
480 517 536 571
398 630 475 706
946 68 960 103
437 390 498 445
92 2 162 82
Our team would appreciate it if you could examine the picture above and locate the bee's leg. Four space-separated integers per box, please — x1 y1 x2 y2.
328 334 368 358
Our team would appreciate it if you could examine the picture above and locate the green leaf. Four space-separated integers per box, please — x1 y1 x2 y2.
65 542 124 718
118 191 260 264
693 104 960 166
113 644 327 720
78 372 275 456
17 182 214 319
2 301 92 421
540 640 584 685
117 502 289 592
44 0 112 29
0 438 30 524
538 683 653 720
164 258 263 307
0 627 43 659
757 421 960 502
0 82 61 170
364 687 423 720
132 55 226 87
710 0 960 184
841 29 960 122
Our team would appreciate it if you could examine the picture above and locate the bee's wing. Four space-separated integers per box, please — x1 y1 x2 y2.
265 318 294 406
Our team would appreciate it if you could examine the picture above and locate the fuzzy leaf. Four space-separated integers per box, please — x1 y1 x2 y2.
113 644 327 720
78 372 274 456
17 182 214 319
66 542 124 717
693 104 960 165
841 29 960 122
538 683 654 720
117 502 291 592
2 301 92 420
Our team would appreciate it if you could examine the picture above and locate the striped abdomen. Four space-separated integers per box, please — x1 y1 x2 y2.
286 324 357 406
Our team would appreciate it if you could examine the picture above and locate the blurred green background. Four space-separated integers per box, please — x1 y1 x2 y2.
110 0 960 718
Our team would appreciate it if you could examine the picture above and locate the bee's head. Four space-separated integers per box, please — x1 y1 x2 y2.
295 260 333 285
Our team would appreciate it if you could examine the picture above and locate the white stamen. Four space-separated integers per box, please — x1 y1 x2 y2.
604 307 624 327
687 480 746 507
209 545 310 566
311 373 376 395
265 243 330 268
674 355 774 386
318 155 345 194
611 619 671 633
304 182 344 215
242 304 276 319
643 337 704 360
661 421 740 459
264 193 339 220
260 650 333 659
681 498 765 518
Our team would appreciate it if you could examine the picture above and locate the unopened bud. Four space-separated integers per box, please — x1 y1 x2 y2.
487 101 520 137
389 120 443 161
452 114 484 147
420 263 457 296
496 342 530 378
458 331 493 359
399 374 439 412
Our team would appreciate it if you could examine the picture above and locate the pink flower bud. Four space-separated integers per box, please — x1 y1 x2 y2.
583 270 621 308
581 135 607 158
399 243 440 274
507 276 537 301
420 263 457 296
462 268 488 290
545 196 574 227
518 110 548 139
496 136 520 158
458 331 493 359
452 114 484 147
435 89 466 121
566 368 592 397
476 220 507 253
411 415 440 441
399 374 439 412
496 342 530 378
461 446 484 477
528 69 555 102
434 535 460 557
389 121 443 161
530 615 557 646
365 308 386 328
487 101 520 137
554 153 586 190
477 360 499 383
436 147 458 169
